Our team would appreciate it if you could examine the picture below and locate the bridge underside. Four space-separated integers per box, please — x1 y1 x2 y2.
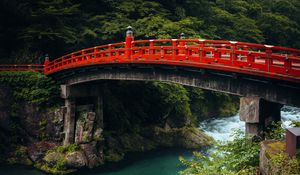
52 64 300 107
51 64 300 143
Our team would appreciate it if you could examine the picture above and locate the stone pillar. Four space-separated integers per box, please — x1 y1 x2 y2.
239 97 282 136
63 98 76 145
95 95 103 129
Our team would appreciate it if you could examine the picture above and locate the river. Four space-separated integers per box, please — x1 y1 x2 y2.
0 106 299 175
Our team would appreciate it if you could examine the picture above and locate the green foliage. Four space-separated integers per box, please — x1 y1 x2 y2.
187 87 239 120
265 121 285 140
1 0 300 63
269 152 300 174
39 119 48 140
151 82 195 126
180 130 260 175
102 81 193 132
0 71 60 108
50 144 80 154
291 120 300 127
37 158 68 174
102 81 238 134
7 146 33 166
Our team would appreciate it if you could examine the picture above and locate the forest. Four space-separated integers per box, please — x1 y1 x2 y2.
1 0 300 174
1 0 300 64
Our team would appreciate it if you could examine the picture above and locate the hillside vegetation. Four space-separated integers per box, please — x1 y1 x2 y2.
1 0 299 63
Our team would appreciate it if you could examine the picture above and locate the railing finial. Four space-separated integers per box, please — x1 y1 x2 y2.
180 32 185 39
44 54 49 64
126 26 133 37
125 26 134 58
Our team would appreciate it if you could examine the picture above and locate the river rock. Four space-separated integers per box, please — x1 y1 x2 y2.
65 151 87 168
152 127 213 148
28 141 58 162
80 141 103 168
45 107 64 142
43 152 65 167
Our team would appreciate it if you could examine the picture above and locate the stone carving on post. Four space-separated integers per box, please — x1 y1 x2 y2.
239 97 282 136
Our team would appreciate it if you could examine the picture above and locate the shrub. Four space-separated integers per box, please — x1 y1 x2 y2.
269 152 300 175
180 130 260 175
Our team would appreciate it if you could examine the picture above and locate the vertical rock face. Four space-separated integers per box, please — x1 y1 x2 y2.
0 86 12 132
46 108 64 142
0 85 64 144
73 105 104 168
75 112 96 144
80 141 104 168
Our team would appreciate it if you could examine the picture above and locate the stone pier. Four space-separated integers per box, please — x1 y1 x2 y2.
61 84 104 145
63 97 76 145
239 97 283 136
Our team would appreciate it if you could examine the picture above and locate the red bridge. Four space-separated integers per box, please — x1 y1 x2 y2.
43 33 300 83
2 28 300 139
1 30 300 83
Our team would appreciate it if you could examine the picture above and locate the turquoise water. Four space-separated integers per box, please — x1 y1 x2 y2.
74 148 194 175
0 148 194 175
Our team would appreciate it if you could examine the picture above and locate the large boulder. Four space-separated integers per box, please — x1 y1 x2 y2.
80 141 104 168
43 152 65 167
152 126 213 148
65 151 87 168
28 141 58 162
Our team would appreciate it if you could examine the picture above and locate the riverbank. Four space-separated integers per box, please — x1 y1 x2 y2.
1 106 299 175
0 72 240 174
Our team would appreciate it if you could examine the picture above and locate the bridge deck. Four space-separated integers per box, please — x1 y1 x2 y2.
44 39 300 83
1 39 300 83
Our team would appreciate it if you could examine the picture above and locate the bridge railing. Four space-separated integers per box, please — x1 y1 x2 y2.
0 64 44 72
44 38 300 82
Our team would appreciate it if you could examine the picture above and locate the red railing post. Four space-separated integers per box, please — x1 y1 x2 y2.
172 39 177 60
179 33 186 55
149 40 154 60
265 45 273 72
44 54 50 74
125 26 134 59
199 39 206 63
230 41 237 65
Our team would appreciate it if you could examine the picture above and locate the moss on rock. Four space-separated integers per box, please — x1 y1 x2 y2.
7 146 33 166
153 126 213 149
104 150 125 162
36 144 87 174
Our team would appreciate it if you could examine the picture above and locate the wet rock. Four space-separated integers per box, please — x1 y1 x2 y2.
45 107 64 142
28 141 58 162
80 141 103 168
43 152 65 167
153 127 213 148
7 146 33 166
65 151 87 168
94 128 103 141
75 112 95 144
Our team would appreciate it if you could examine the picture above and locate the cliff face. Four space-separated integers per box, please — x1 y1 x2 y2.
0 72 238 174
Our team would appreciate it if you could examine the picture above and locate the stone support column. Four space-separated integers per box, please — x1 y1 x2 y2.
63 97 76 145
95 95 103 129
240 97 282 136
